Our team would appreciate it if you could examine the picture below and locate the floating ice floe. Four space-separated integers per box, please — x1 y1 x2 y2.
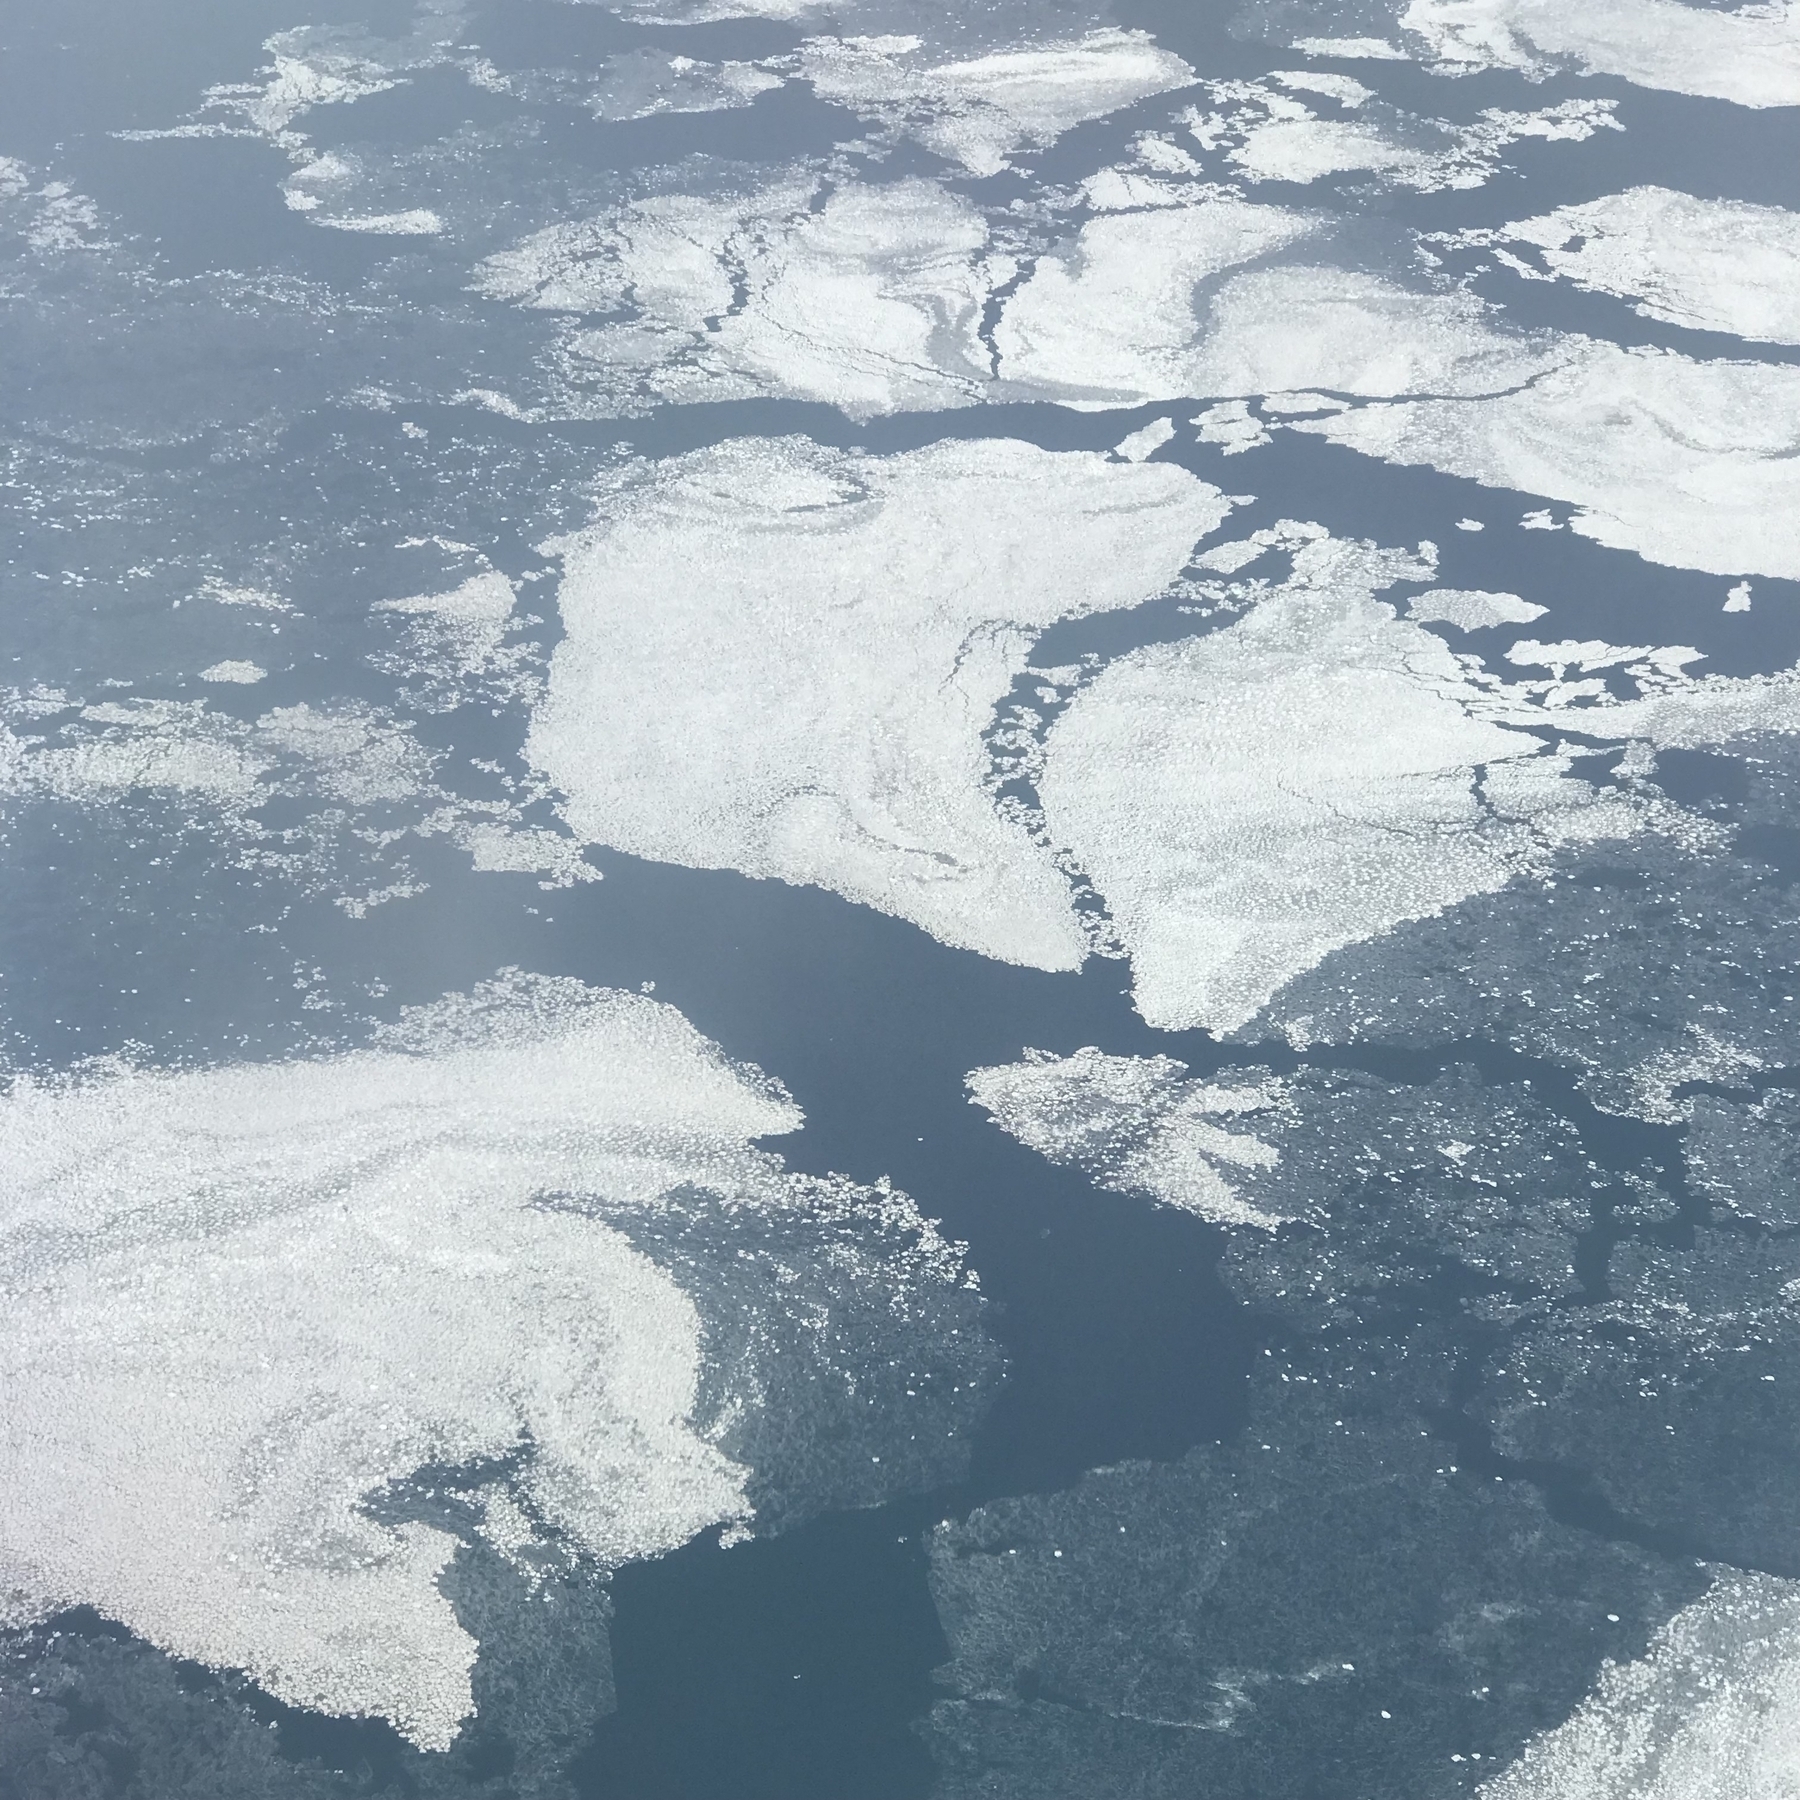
966 1047 1290 1228
1478 1572 1800 1799
1407 587 1547 629
1186 74 1618 192
1474 1225 1800 1565
527 435 1232 969
1479 186 1800 347
0 973 989 1751
992 197 1319 407
1035 529 1648 1033
1398 0 1800 109
791 30 1196 176
1686 1089 1800 1230
481 174 1800 583
924 1348 1702 1800
477 174 997 417
970 1053 1616 1302
1289 328 1800 580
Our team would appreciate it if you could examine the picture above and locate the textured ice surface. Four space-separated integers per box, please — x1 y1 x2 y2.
1038 529 1645 1032
1478 1572 1800 1800
1258 736 1800 1116
1188 263 1560 401
1213 1067 1606 1329
925 1354 1704 1800
1408 587 1548 630
1685 1089 1800 1230
971 1051 1605 1318
0 699 383 811
477 176 996 417
1474 1230 1800 1568
1302 336 1800 579
1484 187 1800 347
967 1048 1290 1227
793 30 1195 175
581 50 783 121
1398 0 1800 109
993 198 1318 407
1193 76 1618 193
0 974 992 1749
527 434 1232 969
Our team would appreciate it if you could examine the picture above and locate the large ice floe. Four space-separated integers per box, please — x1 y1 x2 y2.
526 434 1232 969
1255 728 1800 1113
1394 0 1800 109
1034 527 1648 1033
1184 73 1619 193
1188 271 1800 582
790 29 1196 175
969 1049 1612 1317
482 178 1800 579
474 175 1000 418
1478 1572 1800 1800
1477 186 1800 347
0 973 993 1750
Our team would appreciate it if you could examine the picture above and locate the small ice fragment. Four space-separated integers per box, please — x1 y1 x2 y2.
1521 510 1563 530
1113 417 1177 462
1457 518 1485 531
1725 582 1753 613
198 661 268 684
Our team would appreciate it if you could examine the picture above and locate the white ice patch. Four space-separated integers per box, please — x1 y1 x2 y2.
1399 0 1800 110
452 820 601 887
1478 1572 1800 1799
1189 265 1560 402
1290 35 1412 58
994 196 1318 408
1408 588 1548 629
1301 335 1800 579
967 1047 1290 1228
1113 416 1177 461
0 978 796 1747
1187 76 1618 193
198 661 269 684
0 975 973 1750
477 175 996 418
1193 398 1274 454
527 436 1233 971
792 30 1196 176
1485 186 1800 346
1036 531 1648 1033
